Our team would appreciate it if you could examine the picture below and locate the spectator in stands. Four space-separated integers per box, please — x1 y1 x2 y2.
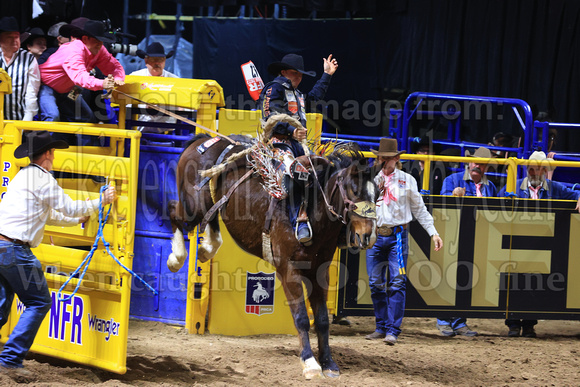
0 131 117 372
37 21 68 65
0 16 40 121
129 42 178 133
436 146 497 337
365 138 443 345
498 151 580 337
489 132 515 158
22 27 46 60
38 19 124 125
404 136 445 195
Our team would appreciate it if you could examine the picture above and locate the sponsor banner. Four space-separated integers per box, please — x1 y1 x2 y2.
245 272 275 316
338 196 580 320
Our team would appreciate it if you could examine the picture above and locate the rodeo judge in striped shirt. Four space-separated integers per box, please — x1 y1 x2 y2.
0 131 116 373
0 17 40 121
365 138 443 346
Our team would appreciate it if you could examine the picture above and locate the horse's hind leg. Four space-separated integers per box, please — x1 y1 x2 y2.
308 272 340 378
278 266 323 379
197 217 222 262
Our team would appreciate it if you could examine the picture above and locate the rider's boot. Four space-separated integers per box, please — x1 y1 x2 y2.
295 203 312 245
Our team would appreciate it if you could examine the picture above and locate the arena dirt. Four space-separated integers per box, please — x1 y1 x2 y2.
1 316 579 386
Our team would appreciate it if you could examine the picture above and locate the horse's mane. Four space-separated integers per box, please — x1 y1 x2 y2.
317 142 366 185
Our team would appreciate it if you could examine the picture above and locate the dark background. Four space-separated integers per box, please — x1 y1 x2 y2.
5 0 580 151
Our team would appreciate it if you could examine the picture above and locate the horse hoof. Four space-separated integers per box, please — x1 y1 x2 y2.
323 369 340 378
301 357 323 380
167 253 184 273
303 368 324 380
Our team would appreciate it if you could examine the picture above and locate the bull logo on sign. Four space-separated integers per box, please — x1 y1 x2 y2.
245 272 275 316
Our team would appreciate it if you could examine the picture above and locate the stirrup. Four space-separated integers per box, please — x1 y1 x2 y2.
295 221 313 246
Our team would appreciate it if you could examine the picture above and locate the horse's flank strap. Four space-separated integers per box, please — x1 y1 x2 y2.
194 144 235 191
199 169 253 231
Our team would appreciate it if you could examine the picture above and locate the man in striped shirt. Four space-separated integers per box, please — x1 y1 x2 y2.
0 16 40 121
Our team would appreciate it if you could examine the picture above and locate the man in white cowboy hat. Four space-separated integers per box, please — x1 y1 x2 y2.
365 138 443 345
498 151 580 338
0 16 40 121
436 146 497 337
39 19 125 124
0 130 117 372
257 53 338 244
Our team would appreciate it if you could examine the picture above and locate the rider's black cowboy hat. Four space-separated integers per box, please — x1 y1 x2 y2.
0 17 29 41
136 42 174 59
59 19 115 44
267 53 316 77
15 131 69 159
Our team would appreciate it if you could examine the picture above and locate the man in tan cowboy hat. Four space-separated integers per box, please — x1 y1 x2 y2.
257 53 338 244
436 146 496 337
0 130 117 372
498 150 580 338
440 146 498 198
365 138 443 345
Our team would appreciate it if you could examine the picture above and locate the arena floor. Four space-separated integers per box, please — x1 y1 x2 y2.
1 316 579 386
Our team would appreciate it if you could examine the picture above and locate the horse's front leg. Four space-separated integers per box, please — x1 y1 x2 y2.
167 200 188 272
308 270 339 378
278 265 323 380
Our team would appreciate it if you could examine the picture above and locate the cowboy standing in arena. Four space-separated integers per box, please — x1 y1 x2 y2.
0 131 117 372
365 138 443 345
257 53 338 244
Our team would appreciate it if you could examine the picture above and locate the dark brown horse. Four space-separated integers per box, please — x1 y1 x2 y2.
167 133 377 379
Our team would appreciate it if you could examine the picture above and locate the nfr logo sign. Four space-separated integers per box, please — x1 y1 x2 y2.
48 292 83 345
245 272 275 315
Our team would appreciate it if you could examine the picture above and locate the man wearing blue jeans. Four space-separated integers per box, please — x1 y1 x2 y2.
0 131 116 372
436 146 496 337
365 138 443 345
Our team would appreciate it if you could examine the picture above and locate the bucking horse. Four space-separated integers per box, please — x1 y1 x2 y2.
166 122 378 379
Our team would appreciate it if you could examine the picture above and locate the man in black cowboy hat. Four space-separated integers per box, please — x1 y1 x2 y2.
39 19 125 123
129 42 178 132
0 131 117 371
365 138 443 345
131 42 177 78
257 53 338 244
22 27 47 60
0 16 40 121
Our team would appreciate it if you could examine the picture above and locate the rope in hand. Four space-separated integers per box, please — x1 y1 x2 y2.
58 185 158 302
395 226 406 276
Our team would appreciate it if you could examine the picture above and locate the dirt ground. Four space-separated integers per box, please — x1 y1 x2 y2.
0 316 579 386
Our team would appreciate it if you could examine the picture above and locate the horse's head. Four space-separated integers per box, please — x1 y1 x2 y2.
330 157 378 249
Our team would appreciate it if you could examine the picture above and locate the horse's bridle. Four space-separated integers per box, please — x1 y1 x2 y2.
329 169 376 224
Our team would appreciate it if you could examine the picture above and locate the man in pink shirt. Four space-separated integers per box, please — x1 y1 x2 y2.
39 20 124 128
